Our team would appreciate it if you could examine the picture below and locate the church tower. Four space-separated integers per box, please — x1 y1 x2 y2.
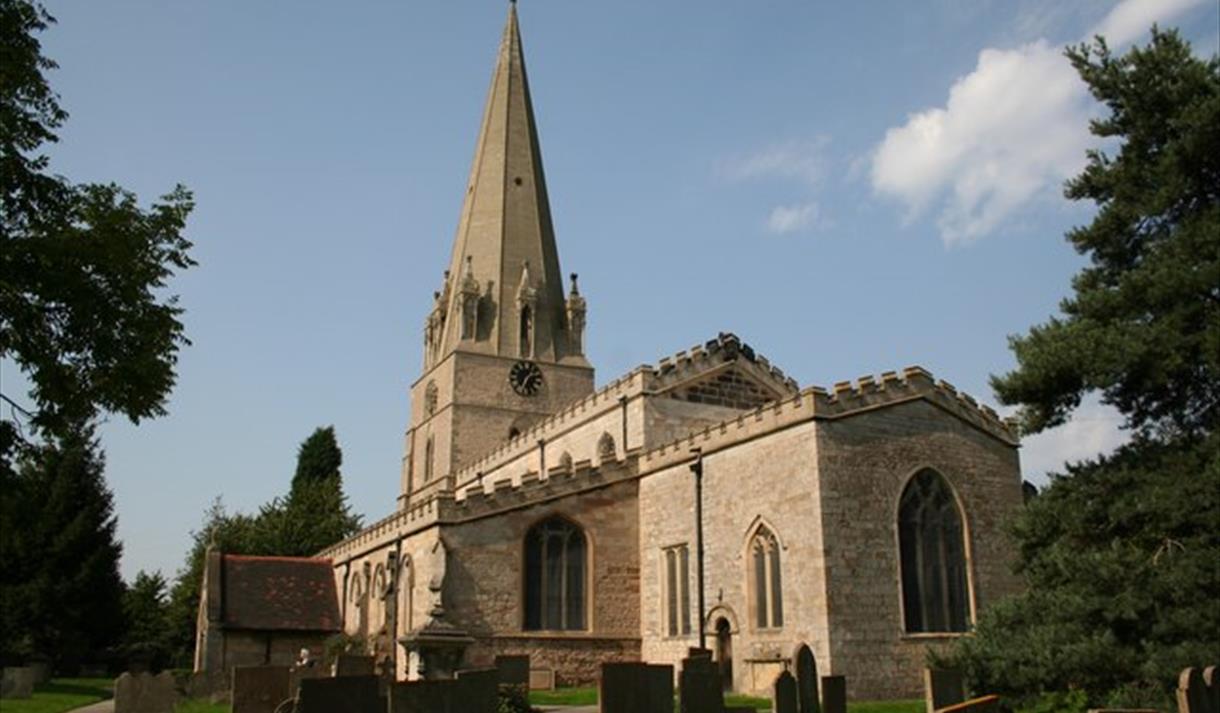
401 4 594 507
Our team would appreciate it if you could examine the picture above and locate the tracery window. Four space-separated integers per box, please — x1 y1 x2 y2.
898 469 970 633
663 544 692 636
750 525 783 629
524 516 587 631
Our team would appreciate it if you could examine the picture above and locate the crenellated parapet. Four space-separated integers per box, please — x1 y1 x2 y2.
647 332 800 399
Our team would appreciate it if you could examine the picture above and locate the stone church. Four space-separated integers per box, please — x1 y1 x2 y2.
315 5 1024 699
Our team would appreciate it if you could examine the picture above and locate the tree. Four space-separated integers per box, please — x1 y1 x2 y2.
0 0 195 461
291 425 343 495
263 426 361 557
952 29 1220 711
121 570 171 671
0 429 126 670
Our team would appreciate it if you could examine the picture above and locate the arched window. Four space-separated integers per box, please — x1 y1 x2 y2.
597 432 616 464
749 525 783 629
898 469 970 633
519 305 533 358
524 516 587 631
424 436 435 482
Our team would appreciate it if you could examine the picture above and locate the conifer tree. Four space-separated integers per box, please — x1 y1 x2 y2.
290 425 343 494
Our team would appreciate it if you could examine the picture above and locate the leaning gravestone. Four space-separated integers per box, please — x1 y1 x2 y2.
1 667 36 699
334 654 376 677
774 670 799 713
495 655 530 688
231 665 291 713
114 671 179 713
821 675 847 713
680 649 724 713
297 675 381 713
456 668 499 713
924 668 966 712
794 645 820 713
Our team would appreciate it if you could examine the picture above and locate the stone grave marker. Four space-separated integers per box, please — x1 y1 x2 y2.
388 678 457 713
924 668 966 712
1204 666 1219 713
1 667 35 699
334 654 376 677
1178 667 1217 713
114 671 179 713
794 645 820 713
774 670 799 713
28 661 50 685
457 668 499 713
297 674 381 713
679 648 724 713
231 665 291 713
600 662 674 713
530 668 556 690
495 655 530 688
821 675 847 713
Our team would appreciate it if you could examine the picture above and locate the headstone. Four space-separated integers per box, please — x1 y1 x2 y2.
924 668 966 712
600 662 674 713
297 675 381 713
456 668 499 713
794 645 820 713
28 661 51 685
936 695 1000 713
334 654 376 677
774 670 799 713
231 665 291 713
1203 666 1219 713
388 679 457 713
530 668 556 690
680 649 724 713
113 671 179 713
495 655 530 688
1 667 35 699
1178 667 1218 713
821 675 847 713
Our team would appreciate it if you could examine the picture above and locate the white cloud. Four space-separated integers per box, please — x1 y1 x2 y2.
870 0 1204 246
721 138 830 187
1015 397 1130 484
767 202 820 234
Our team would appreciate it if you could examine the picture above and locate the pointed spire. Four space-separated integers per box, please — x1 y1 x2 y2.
434 3 578 364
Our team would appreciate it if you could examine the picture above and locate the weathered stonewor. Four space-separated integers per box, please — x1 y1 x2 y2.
334 654 376 677
821 675 847 713
113 671 179 713
794 644 820 713
231 665 291 713
937 695 1000 713
297 675 381 713
456 668 499 713
924 668 966 712
495 654 530 688
1178 666 1219 713
388 679 456 713
599 662 674 713
1 667 35 699
774 670 798 713
680 649 724 713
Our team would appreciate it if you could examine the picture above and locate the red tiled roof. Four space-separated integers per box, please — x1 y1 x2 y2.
221 554 341 632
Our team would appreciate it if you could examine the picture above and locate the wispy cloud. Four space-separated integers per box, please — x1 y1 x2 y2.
767 202 820 235
1016 397 1129 483
870 0 1205 246
721 138 830 235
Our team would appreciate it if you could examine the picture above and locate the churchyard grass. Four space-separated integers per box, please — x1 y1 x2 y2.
724 691 772 710
848 700 924 713
173 700 230 713
528 686 598 705
0 678 112 713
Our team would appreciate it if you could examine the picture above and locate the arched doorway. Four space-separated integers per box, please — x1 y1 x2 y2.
714 617 733 692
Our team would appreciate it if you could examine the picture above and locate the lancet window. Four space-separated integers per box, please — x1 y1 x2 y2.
749 525 783 629
524 516 587 631
663 544 691 636
898 469 970 633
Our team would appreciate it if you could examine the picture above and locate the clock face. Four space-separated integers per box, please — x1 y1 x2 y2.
509 360 543 396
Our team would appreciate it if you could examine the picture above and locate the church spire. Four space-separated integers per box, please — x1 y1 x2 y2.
433 3 579 364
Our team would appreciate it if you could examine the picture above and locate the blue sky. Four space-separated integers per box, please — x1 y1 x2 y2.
7 0 1217 582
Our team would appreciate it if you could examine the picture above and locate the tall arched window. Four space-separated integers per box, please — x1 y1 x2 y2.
424 436 435 482
524 516 587 631
749 525 783 629
519 305 533 358
898 469 970 633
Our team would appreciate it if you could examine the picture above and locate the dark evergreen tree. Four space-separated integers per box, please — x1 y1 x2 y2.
291 426 343 494
121 570 171 671
264 426 361 556
952 28 1220 711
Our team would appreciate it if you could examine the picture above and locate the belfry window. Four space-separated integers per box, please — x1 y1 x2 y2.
423 436 435 482
898 469 970 633
749 525 783 629
519 305 533 358
663 544 691 636
524 516 587 631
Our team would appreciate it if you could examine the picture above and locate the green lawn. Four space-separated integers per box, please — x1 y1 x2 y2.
0 678 112 713
526 687 920 713
528 686 599 705
173 701 230 713
848 700 924 713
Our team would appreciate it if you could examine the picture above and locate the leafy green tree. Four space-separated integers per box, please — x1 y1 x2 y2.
122 570 171 671
263 426 361 556
0 429 126 670
952 28 1220 711
291 425 343 495
0 0 195 462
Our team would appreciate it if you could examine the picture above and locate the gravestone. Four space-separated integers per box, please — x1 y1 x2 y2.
774 670 799 713
794 645 820 713
495 655 530 688
28 661 51 685
388 678 456 713
334 654 376 677
114 671 179 713
456 668 499 713
600 662 674 713
821 675 847 713
1 667 35 699
924 668 966 712
680 649 724 713
530 668 556 690
231 665 291 713
1178 667 1216 713
1204 666 1219 713
937 695 1000 713
297 675 381 713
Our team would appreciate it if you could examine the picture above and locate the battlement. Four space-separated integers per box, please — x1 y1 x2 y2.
639 365 1018 474
648 332 800 396
451 454 635 521
316 489 444 561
